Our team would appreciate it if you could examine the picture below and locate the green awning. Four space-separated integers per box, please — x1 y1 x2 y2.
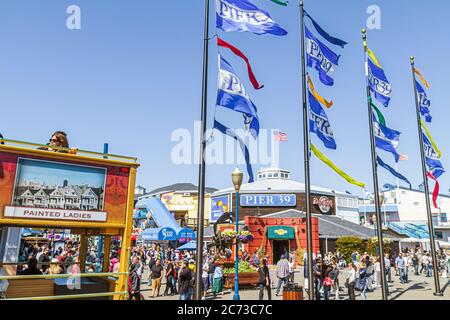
267 226 295 240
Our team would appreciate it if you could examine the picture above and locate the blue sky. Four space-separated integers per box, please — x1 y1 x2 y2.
1 1 449 197
17 159 105 188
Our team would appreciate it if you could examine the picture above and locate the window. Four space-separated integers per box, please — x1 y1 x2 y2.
273 173 279 177
268 173 273 178
413 202 419 206
436 231 443 240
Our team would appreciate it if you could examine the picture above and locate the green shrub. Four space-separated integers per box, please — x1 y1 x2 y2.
336 237 363 262
365 237 393 257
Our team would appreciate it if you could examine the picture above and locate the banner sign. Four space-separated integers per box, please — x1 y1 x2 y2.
211 195 231 223
240 194 296 207
0 152 131 227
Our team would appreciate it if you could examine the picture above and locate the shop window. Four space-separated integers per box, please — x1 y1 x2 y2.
436 232 443 240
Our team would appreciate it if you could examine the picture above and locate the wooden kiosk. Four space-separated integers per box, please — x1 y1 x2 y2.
0 139 139 300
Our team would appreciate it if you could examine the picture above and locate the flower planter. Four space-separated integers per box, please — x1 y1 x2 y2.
223 272 259 289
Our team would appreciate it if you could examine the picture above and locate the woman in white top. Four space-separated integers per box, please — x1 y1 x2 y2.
374 258 381 287
288 257 295 283
346 263 357 300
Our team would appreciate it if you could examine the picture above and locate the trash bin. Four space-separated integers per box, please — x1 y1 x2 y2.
282 283 304 300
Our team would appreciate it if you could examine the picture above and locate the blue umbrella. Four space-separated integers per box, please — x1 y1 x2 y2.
176 240 197 251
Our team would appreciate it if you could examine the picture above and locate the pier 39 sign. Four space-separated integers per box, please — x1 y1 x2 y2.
240 194 296 207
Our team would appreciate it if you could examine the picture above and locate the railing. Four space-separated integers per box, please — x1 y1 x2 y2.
0 272 129 300
0 138 137 164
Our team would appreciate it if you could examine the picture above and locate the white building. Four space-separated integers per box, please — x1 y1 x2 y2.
359 186 450 242
211 167 360 223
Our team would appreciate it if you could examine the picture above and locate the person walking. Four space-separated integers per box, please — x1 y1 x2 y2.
357 262 368 300
374 257 381 287
212 261 223 298
322 264 333 300
128 256 141 300
150 259 164 298
275 254 290 296
178 260 194 300
201 259 209 300
163 259 176 296
396 253 407 284
346 263 357 300
257 258 271 300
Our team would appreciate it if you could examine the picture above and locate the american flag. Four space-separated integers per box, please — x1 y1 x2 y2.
273 131 288 142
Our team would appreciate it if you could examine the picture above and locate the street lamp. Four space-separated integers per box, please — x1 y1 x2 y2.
231 168 243 301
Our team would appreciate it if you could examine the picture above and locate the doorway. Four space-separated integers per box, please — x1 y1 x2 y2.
272 240 290 264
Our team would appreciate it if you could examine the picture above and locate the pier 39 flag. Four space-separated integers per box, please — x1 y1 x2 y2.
368 58 391 107
309 90 336 150
305 26 340 86
216 0 288 36
373 113 401 162
416 81 432 123
217 54 260 138
423 132 445 179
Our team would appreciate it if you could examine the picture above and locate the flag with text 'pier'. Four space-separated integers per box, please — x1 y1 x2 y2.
304 11 348 48
368 57 391 107
305 26 340 86
217 54 260 138
217 37 263 90
423 132 445 179
213 120 254 183
416 81 432 123
373 113 401 162
216 0 288 36
376 156 411 188
309 90 336 150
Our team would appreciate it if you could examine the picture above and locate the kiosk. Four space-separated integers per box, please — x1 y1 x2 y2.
0 138 139 300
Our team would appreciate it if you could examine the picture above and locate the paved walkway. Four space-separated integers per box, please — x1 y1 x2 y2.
139 267 450 301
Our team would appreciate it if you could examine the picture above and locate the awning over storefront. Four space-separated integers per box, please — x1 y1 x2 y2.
141 227 178 241
267 226 295 240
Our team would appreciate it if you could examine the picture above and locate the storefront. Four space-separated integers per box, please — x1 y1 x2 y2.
243 215 319 266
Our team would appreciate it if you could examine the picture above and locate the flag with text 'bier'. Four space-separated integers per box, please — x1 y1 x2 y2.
416 81 432 123
217 54 260 138
305 26 340 86
373 113 401 162
368 57 391 107
216 0 287 36
423 132 445 179
309 90 336 150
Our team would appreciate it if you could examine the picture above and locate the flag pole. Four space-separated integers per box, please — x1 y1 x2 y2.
410 56 442 296
195 0 210 300
299 0 315 300
362 29 388 300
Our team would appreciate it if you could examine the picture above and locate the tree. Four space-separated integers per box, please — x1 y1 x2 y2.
365 237 393 257
336 237 364 262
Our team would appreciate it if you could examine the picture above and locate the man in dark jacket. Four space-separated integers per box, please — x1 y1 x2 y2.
178 260 193 300
128 256 141 300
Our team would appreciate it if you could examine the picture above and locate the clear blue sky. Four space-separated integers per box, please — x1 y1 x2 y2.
1 1 449 197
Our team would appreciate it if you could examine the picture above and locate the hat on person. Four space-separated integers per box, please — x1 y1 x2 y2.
189 259 195 264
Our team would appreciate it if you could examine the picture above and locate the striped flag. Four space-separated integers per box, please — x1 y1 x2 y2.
273 131 288 142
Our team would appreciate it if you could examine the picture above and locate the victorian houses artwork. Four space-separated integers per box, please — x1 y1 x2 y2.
13 158 106 211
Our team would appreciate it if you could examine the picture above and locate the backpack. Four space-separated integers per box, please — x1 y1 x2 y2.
323 276 333 287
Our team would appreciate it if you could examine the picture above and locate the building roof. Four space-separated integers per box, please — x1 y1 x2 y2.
144 183 218 197
251 209 403 241
212 179 353 197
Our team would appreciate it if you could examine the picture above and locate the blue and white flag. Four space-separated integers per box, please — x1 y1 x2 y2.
216 0 288 36
373 113 401 162
377 156 411 188
214 119 254 183
309 90 336 150
423 132 445 178
217 54 260 138
305 26 340 86
368 58 391 107
416 81 432 123
304 11 348 48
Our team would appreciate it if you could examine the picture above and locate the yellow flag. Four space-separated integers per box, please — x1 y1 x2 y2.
421 120 442 158
414 68 430 89
310 143 366 188
367 47 381 68
308 76 333 108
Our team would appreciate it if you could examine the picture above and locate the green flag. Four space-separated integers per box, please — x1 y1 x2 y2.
269 0 288 6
